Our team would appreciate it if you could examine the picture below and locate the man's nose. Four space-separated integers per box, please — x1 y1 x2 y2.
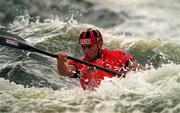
83 47 90 53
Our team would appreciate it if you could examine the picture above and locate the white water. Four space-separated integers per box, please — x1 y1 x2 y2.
1 63 180 113
1 0 180 113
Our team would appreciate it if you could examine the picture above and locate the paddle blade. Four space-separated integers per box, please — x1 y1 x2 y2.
0 32 30 50
0 30 26 42
0 31 58 58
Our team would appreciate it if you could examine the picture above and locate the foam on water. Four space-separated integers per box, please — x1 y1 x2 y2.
1 63 180 113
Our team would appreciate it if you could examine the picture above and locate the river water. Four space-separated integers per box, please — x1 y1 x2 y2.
0 0 180 113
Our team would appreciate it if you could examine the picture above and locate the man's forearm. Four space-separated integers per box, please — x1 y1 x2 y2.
57 61 72 77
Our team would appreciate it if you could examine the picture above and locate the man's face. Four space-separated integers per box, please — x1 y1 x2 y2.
81 44 99 61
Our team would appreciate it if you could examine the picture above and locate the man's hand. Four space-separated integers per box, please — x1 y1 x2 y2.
57 52 68 63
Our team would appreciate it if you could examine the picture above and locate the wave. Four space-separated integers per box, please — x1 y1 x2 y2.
0 63 180 113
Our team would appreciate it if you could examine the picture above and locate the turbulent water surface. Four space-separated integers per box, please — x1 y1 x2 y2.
0 0 180 113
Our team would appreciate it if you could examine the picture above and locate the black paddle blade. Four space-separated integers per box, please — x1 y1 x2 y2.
0 31 29 50
0 30 58 58
0 30 26 42
0 30 29 49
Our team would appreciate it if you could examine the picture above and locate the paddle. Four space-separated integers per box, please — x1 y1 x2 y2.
0 31 123 77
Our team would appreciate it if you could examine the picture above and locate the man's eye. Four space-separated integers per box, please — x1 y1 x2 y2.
87 45 92 48
81 45 92 48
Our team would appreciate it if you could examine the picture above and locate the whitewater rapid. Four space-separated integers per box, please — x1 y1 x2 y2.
1 0 180 113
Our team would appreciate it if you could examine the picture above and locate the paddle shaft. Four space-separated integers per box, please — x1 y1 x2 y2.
0 34 122 77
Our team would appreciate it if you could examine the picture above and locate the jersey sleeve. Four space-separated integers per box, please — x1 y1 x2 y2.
67 60 77 67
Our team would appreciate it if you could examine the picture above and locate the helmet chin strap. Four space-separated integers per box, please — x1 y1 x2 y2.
95 42 102 59
96 48 102 59
92 43 102 59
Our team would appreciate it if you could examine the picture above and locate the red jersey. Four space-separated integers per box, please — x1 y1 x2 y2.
68 48 133 90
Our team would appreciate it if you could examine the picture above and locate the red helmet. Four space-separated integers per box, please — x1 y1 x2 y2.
78 28 103 45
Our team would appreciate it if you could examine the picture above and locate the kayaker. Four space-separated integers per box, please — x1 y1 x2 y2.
57 28 145 90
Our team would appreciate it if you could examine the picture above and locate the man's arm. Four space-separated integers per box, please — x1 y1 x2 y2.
57 52 76 77
126 60 145 71
122 50 145 71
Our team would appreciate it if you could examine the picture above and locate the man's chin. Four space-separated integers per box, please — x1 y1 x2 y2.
85 55 91 59
85 56 96 61
85 56 90 60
